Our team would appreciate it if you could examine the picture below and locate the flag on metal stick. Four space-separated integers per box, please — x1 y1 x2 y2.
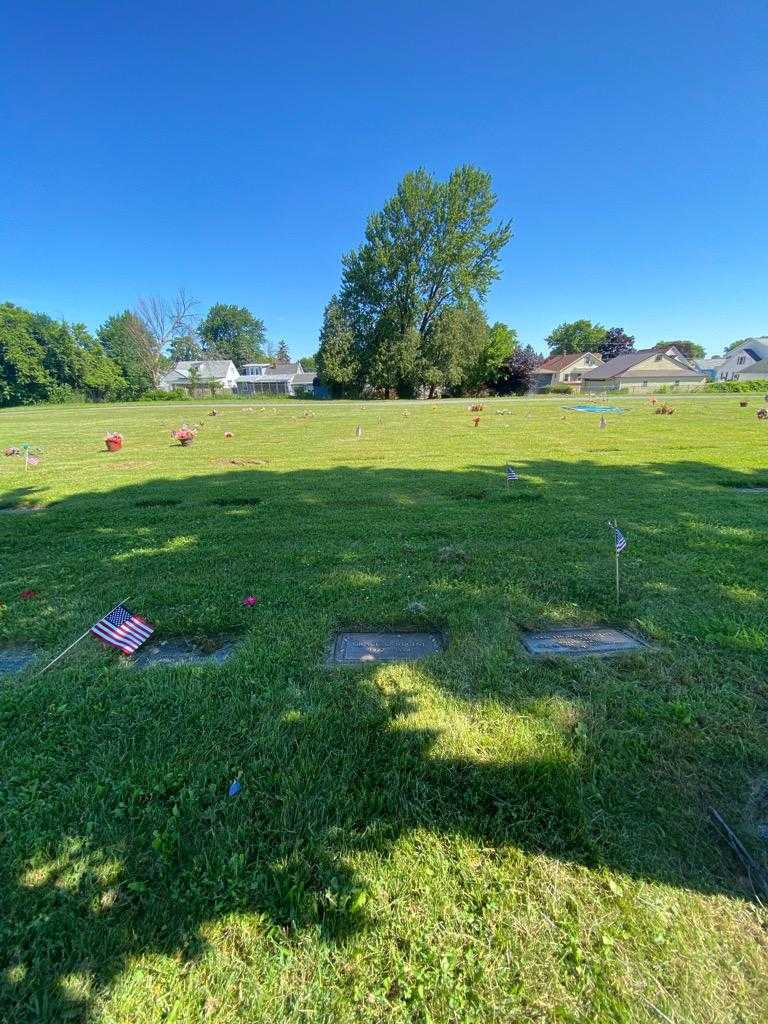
609 521 627 602
505 465 518 485
90 604 155 655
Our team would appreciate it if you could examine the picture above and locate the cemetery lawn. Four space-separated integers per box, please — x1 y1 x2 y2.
2 395 768 1024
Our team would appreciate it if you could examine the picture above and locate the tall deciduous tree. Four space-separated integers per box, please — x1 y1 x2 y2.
545 319 606 355
199 304 267 365
341 166 511 348
654 340 705 360
130 289 199 383
468 321 518 393
316 297 359 397
418 301 490 397
298 354 317 371
97 311 156 396
598 327 635 362
169 335 203 362
494 345 540 395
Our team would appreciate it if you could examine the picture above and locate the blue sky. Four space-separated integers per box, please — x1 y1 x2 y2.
2 1 766 358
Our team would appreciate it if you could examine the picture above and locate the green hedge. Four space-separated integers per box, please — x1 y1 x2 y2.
705 379 768 393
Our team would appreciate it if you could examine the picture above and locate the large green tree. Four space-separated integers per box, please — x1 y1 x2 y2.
545 319 606 355
0 304 127 405
417 301 491 397
316 297 360 397
340 166 511 365
97 311 156 397
468 320 518 393
199 304 267 365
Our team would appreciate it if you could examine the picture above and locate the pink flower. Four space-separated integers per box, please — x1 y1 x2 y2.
242 595 260 607
19 589 38 600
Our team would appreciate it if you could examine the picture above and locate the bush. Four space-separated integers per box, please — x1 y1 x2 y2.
138 388 190 402
705 379 768 393
539 384 573 395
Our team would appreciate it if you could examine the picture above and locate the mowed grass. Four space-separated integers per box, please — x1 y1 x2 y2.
1 395 767 1024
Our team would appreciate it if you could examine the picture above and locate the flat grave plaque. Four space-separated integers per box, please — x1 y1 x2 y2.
329 631 445 665
521 627 648 658
731 487 768 494
0 647 39 675
133 637 237 669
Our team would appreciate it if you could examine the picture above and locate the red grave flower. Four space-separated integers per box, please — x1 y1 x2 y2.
19 589 39 600
242 595 260 607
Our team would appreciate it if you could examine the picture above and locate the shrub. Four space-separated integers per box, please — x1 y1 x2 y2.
550 383 573 394
705 379 768 393
138 388 190 402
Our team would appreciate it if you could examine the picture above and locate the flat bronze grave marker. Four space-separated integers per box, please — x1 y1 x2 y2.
0 647 39 675
328 631 445 665
133 637 238 669
521 627 648 658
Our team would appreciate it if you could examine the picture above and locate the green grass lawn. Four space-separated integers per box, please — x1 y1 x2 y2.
1 395 767 1023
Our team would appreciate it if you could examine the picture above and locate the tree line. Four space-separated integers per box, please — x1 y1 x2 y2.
0 296 295 406
2 163 725 406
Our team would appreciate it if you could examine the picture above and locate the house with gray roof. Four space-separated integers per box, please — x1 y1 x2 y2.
581 349 706 393
159 359 240 392
235 361 318 396
716 338 768 381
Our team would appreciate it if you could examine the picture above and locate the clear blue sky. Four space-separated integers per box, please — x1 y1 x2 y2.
2 1 766 358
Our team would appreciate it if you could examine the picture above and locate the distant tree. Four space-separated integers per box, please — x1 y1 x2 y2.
598 327 635 362
199 304 267 365
70 323 127 401
130 289 199 383
186 364 201 394
316 297 360 397
494 345 539 395
341 165 511 348
169 334 202 362
654 340 705 360
364 316 419 397
298 354 317 371
97 311 156 396
545 319 606 355
469 320 518 393
208 379 222 398
0 303 53 405
275 339 290 364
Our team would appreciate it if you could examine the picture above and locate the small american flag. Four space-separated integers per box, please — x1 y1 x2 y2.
90 604 154 655
25 454 41 466
505 465 518 482
613 525 627 554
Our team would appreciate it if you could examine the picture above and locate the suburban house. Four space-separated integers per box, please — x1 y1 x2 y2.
716 338 768 380
159 360 240 392
235 362 318 396
694 357 726 380
531 352 603 392
581 349 706 392
730 357 768 382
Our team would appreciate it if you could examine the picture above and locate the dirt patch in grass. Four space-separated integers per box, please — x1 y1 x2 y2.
214 458 269 467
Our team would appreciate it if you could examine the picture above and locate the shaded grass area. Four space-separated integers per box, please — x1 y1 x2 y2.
0 397 767 1023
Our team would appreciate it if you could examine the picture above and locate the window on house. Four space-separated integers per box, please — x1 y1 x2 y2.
642 380 648 386
655 354 663 361
737 356 745 365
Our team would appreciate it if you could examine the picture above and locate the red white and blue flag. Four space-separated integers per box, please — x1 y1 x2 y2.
505 465 518 482
613 525 627 554
90 604 154 655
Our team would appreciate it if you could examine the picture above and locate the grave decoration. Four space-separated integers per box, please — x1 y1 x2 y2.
757 409 767 421
241 595 259 607
599 416 607 430
105 431 123 452
224 431 234 438
38 600 155 675
472 416 481 427
505 465 519 486
172 425 197 446
609 520 627 602
740 401 748 408
228 779 242 797
4 447 20 456
655 404 675 415
355 425 363 438
5 443 44 467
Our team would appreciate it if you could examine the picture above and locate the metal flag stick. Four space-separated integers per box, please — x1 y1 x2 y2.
608 520 620 604
37 599 129 676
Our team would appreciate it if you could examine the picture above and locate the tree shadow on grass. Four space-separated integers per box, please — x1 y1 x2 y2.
0 459 766 1020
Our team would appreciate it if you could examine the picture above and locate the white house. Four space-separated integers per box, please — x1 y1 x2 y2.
694 357 726 380
159 360 240 392
734 357 768 382
717 338 768 380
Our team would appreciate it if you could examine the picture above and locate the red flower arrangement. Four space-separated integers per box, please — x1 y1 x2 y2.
472 416 481 427
242 595 260 607
105 432 123 452
19 589 39 600
172 425 197 446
